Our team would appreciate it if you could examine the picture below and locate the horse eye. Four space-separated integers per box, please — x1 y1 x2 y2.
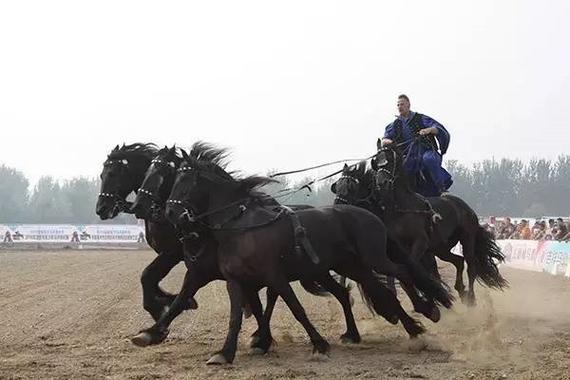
121 159 128 165
169 162 175 168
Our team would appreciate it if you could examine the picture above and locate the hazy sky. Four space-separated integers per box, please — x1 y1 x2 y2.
1 1 569 184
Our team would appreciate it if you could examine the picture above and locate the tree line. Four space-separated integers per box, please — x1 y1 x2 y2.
1 156 569 224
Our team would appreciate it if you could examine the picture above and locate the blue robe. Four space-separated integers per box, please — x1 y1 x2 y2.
384 112 453 196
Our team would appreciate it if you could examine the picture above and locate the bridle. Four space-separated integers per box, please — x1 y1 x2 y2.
98 158 134 214
334 174 374 206
374 148 399 192
137 158 176 203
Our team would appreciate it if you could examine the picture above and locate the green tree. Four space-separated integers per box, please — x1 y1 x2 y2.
28 176 72 223
0 165 29 222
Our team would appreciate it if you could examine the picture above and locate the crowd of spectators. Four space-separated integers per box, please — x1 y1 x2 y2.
483 217 570 241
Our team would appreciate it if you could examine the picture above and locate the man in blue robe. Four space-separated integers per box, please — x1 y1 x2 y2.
381 94 453 196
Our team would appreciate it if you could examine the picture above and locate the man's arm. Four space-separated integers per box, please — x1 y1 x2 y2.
419 114 451 154
381 122 396 146
419 115 443 136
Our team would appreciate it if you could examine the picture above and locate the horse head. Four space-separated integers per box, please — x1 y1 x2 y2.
96 143 158 220
331 161 370 205
131 145 181 220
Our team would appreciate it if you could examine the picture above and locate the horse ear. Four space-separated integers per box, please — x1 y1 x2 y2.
113 144 119 152
343 163 349 173
330 182 337 194
181 149 189 160
371 158 378 170
357 161 366 175
376 138 382 151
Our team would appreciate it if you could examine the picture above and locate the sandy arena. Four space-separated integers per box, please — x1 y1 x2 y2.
1 249 569 380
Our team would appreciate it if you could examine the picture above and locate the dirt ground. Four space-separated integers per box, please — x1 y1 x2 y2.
1 249 569 380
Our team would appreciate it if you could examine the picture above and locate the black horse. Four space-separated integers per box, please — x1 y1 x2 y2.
332 140 507 305
95 143 197 321
130 145 363 348
158 142 453 364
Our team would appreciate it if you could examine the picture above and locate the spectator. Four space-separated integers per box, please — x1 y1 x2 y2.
531 221 541 238
498 218 515 239
555 218 568 241
511 220 524 239
562 222 570 242
544 218 556 240
533 221 548 240
519 220 532 240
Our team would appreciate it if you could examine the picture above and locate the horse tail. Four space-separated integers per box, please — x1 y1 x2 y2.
473 226 509 290
356 282 375 315
299 279 331 297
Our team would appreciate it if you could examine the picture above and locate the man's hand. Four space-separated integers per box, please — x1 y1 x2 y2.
381 138 394 145
419 127 438 136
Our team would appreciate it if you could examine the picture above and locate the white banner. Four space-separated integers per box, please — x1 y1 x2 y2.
7 224 78 242
0 224 145 244
81 224 145 243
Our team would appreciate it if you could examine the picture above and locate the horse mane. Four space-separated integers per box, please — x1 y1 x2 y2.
185 141 278 193
189 141 229 169
108 143 159 160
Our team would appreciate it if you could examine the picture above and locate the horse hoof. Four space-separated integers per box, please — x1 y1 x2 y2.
407 337 428 352
187 297 198 310
249 347 266 355
386 314 399 325
310 352 330 362
340 334 361 345
428 307 441 323
207 353 229 365
131 332 152 347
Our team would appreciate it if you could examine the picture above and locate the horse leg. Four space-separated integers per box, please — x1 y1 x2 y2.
396 239 442 322
346 266 425 339
251 287 278 347
435 249 466 298
317 274 361 344
398 281 441 323
460 235 478 306
247 289 274 354
141 253 196 322
132 269 208 347
207 280 244 365
271 277 330 358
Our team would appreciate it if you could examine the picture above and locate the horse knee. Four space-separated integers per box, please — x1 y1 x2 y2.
141 266 155 287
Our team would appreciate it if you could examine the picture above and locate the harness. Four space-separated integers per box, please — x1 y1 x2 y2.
168 176 321 265
374 148 442 223
393 113 439 153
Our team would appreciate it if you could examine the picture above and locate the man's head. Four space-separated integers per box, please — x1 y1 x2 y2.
397 94 411 117
557 217 564 227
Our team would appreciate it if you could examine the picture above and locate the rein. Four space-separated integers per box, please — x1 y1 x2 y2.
269 153 378 178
